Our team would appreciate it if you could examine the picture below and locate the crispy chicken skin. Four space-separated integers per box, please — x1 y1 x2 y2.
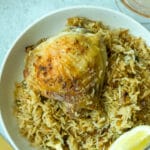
24 17 107 114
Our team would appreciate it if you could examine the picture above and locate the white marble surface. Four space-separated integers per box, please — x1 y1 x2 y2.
0 0 149 143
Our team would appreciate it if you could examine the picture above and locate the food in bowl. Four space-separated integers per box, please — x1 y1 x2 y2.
23 18 107 116
14 17 150 149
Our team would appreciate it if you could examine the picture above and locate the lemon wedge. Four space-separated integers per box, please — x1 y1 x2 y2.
109 125 150 150
0 135 13 150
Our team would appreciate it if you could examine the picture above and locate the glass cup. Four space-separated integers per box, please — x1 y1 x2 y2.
115 0 150 30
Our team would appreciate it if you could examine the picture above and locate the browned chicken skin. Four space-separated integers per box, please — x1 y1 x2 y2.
24 17 107 115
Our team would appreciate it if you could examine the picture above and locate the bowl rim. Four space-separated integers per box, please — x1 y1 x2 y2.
0 5 150 150
1 5 150 77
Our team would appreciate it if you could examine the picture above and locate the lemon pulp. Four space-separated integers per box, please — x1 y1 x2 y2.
109 125 150 150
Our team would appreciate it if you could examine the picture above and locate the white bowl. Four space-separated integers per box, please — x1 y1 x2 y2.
0 6 150 150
